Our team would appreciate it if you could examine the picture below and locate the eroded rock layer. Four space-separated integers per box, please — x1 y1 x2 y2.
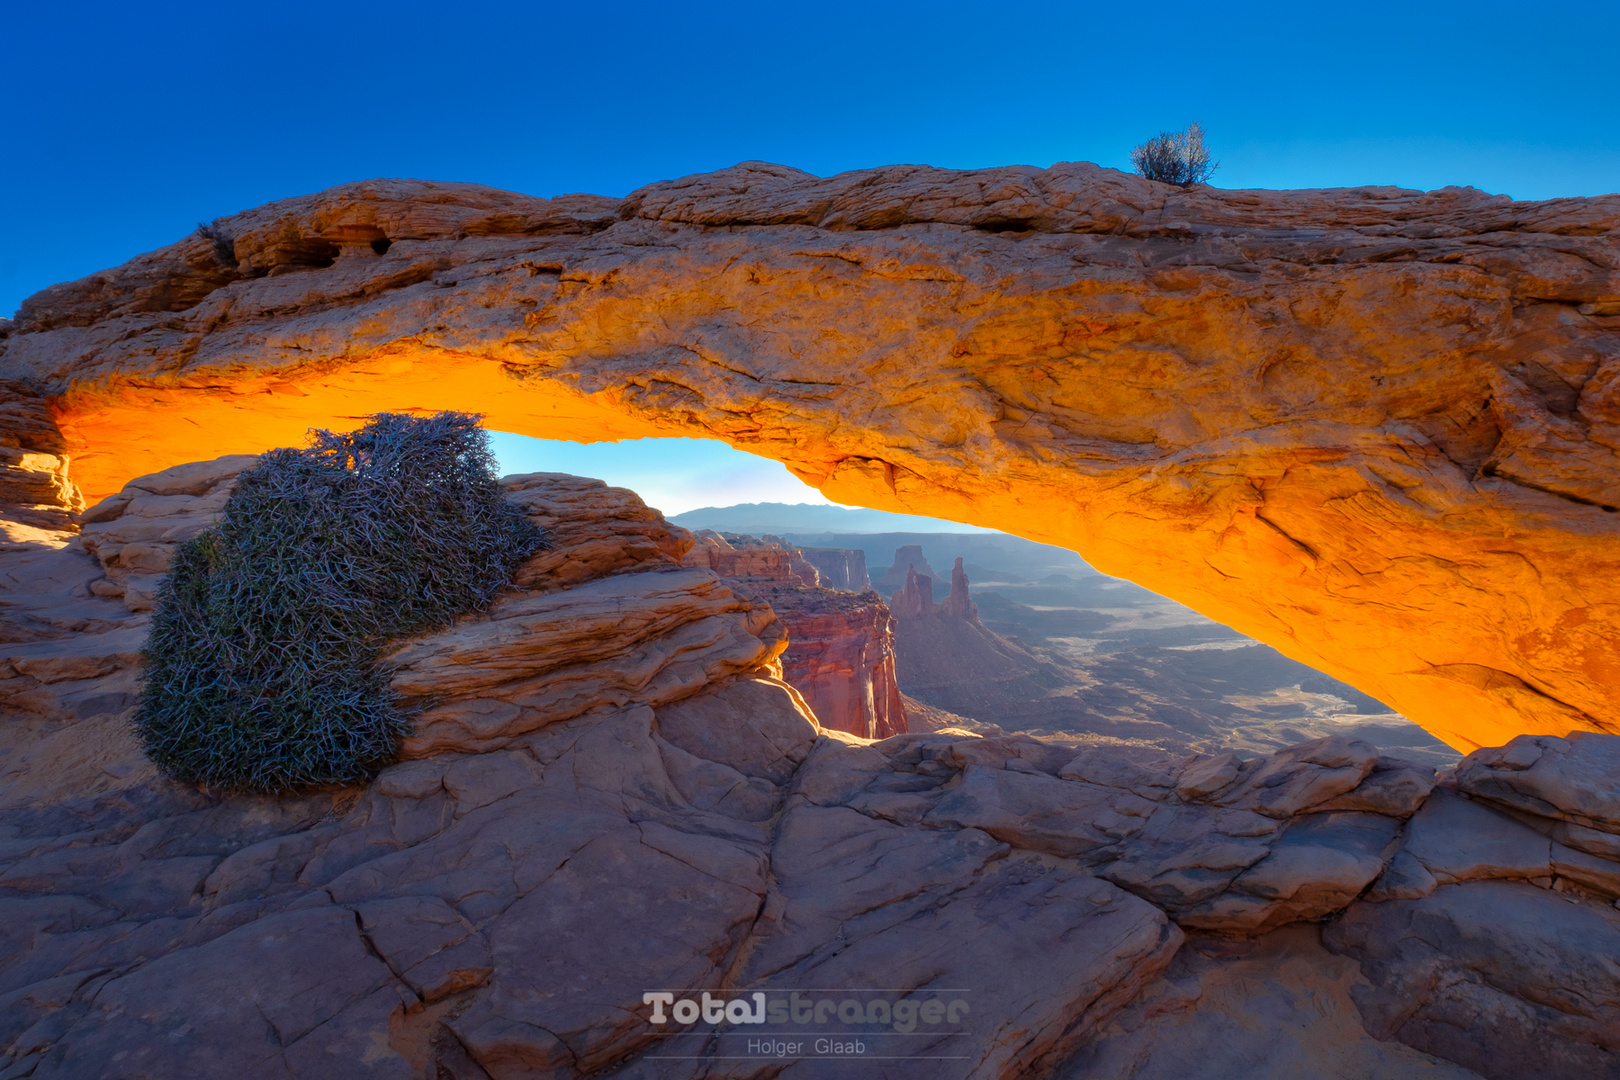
682 530 906 739
752 584 907 740
2 165 1619 749
4 464 1620 1078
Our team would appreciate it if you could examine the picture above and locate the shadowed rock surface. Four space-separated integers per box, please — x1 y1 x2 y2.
2 164 1618 750
3 463 1619 1077
1061 924 1483 1079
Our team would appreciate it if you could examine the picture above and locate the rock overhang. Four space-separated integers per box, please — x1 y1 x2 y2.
2 160 1618 753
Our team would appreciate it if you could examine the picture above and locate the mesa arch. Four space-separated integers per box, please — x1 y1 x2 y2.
1 161 1617 753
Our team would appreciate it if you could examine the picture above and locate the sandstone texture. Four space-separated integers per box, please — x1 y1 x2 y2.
794 545 869 591
77 454 257 612
3 164 1618 750
1 461 1619 1076
0 381 83 538
0 465 1187 1079
681 530 819 587
1063 925 1481 1079
683 529 907 740
749 585 907 741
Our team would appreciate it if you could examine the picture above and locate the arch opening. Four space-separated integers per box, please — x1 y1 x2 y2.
7 165 1618 754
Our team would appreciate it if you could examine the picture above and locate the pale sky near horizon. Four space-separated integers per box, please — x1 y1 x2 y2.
6 0 1615 514
489 433 837 517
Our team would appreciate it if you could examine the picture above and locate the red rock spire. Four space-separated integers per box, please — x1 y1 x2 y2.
938 556 977 621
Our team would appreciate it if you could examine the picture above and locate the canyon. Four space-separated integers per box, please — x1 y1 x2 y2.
772 531 1452 765
0 163 1616 750
681 530 906 741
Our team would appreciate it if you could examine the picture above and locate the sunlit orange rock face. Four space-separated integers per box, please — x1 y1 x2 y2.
764 587 908 741
2 163 1617 752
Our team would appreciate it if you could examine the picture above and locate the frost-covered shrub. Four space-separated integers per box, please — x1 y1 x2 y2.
136 411 543 792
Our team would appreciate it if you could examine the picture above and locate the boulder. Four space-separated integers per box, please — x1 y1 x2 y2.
1208 736 1380 819
1457 732 1620 832
387 566 786 756
1398 789 1553 886
77 453 257 612
1175 813 1399 934
1326 881 1620 1080
924 764 1159 859
1315 756 1438 817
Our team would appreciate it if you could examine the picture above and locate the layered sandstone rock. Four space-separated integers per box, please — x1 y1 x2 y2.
1316 730 1620 1079
939 556 977 620
887 554 1066 718
0 464 1187 1080
680 530 819 586
4 459 1620 1076
683 530 906 739
77 454 257 611
1064 925 1482 1079
749 584 907 740
0 465 787 802
796 544 869 591
0 380 83 540
888 562 936 620
4 165 1618 750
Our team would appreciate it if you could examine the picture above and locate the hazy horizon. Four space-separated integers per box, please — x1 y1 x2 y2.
670 501 1000 536
491 433 1000 532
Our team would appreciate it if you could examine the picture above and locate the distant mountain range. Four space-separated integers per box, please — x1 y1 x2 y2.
670 502 999 535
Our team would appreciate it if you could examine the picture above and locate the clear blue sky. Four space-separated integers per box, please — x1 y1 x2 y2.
488 433 839 515
4 0 1616 316
4 0 1615 513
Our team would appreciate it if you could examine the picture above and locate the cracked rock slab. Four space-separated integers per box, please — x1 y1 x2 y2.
1326 881 1620 1080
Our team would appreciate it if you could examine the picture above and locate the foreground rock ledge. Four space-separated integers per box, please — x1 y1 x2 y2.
4 465 1620 1078
2 163 1619 750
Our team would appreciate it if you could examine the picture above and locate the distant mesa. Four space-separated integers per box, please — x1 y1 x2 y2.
873 544 941 595
884 549 1064 720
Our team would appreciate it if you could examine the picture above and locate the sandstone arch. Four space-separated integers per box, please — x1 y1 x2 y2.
1 162 1617 752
